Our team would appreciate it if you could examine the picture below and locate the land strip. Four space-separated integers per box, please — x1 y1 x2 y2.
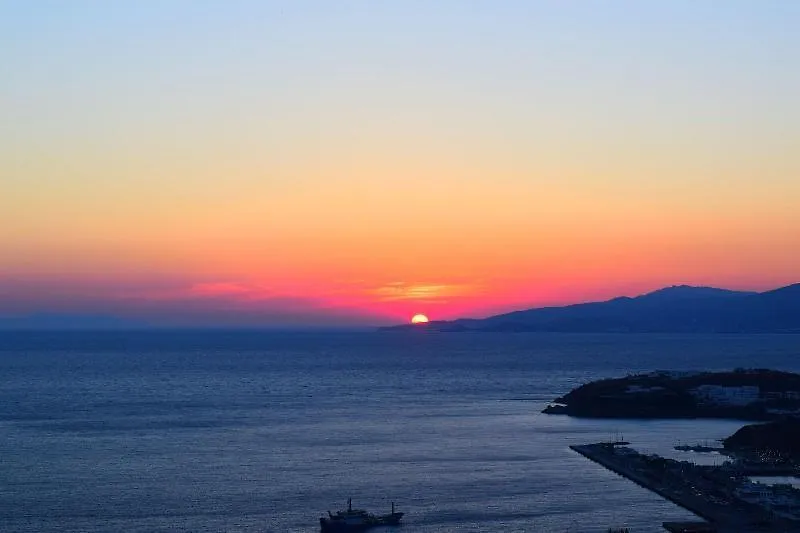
571 443 800 532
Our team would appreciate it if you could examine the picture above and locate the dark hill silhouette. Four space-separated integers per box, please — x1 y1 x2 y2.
383 283 800 333
724 418 800 458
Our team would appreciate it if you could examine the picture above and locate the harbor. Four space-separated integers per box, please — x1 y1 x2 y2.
571 442 800 532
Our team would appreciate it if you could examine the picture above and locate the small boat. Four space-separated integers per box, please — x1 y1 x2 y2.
674 444 722 453
320 498 404 532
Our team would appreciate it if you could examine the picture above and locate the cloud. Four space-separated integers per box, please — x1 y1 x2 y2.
0 274 493 327
0 275 387 327
368 281 479 303
131 281 276 301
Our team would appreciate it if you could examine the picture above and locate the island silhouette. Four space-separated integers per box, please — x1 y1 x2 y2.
383 283 800 333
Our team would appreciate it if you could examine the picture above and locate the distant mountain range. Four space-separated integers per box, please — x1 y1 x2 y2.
383 283 800 333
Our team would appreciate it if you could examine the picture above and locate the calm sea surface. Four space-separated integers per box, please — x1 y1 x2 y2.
1 331 798 533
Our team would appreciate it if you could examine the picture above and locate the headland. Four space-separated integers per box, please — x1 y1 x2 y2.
543 369 800 420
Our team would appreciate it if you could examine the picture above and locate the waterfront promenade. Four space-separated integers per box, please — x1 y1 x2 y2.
571 443 800 532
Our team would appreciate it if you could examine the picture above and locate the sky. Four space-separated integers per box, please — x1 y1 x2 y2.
2 1 799 327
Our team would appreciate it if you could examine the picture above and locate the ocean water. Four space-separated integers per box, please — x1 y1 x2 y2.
1 331 798 533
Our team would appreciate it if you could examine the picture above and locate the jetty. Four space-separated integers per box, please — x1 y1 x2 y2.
571 443 800 532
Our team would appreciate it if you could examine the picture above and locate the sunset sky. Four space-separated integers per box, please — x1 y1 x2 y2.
2 1 799 327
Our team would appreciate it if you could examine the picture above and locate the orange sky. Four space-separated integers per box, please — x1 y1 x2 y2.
1 3 799 326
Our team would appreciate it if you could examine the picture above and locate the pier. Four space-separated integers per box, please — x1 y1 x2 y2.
571 443 800 532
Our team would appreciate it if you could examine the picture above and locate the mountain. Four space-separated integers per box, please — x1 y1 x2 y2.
382 283 800 333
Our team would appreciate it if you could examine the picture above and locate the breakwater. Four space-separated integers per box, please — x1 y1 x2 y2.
571 443 800 532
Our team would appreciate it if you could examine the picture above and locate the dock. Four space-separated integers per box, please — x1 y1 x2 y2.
571 443 800 532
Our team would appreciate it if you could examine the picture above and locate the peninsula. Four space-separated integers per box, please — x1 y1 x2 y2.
543 369 800 420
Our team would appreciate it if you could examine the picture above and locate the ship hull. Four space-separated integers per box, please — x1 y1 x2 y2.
320 513 403 532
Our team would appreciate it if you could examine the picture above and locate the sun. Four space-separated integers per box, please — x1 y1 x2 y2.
411 314 429 324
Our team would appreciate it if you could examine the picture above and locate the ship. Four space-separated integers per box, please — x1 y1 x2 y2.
674 444 722 453
319 498 404 532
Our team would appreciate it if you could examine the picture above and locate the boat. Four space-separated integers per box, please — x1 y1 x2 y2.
674 443 723 453
673 439 726 454
320 498 404 532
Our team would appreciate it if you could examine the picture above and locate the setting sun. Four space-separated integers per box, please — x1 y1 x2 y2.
411 314 429 324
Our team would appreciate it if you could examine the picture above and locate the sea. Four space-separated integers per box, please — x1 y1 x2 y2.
1 331 798 533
